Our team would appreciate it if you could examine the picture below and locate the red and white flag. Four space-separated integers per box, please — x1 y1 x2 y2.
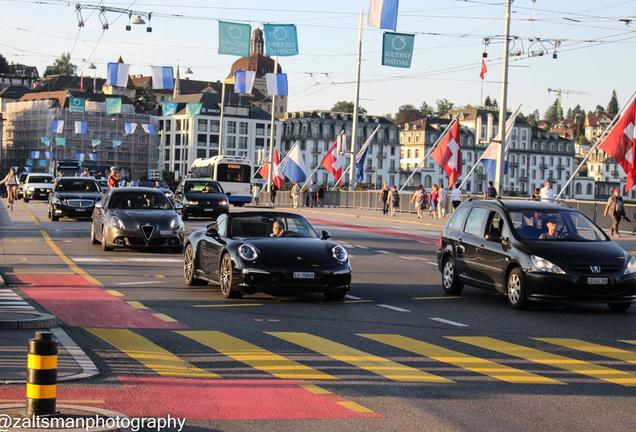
431 119 462 187
257 148 285 189
599 97 636 191
321 134 348 185
479 58 488 80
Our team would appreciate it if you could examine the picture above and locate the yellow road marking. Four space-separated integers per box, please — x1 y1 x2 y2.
193 303 263 308
360 334 561 384
154 274 167 279
29 214 41 227
620 340 636 346
152 313 178 323
40 229 101 285
412 296 462 300
268 332 451 383
538 338 636 365
450 336 636 386
87 328 218 378
337 400 375 413
300 384 332 394
106 290 124 297
127 301 148 310
178 330 335 380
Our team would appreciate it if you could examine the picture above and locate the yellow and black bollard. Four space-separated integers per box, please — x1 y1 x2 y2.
26 331 58 416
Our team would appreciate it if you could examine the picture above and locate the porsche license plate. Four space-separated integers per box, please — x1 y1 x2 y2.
293 272 315 279
587 277 608 285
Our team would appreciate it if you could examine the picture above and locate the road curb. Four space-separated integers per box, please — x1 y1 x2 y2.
0 311 59 330
0 403 128 431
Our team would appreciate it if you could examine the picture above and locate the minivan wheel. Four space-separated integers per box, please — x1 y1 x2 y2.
506 268 527 309
442 256 463 295
608 302 631 312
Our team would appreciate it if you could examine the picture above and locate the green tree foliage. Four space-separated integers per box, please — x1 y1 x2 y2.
483 96 497 108
419 101 434 117
526 109 540 128
0 54 9 74
594 105 606 117
330 101 366 114
44 52 77 76
395 104 423 126
435 98 454 116
544 98 563 126
607 90 619 118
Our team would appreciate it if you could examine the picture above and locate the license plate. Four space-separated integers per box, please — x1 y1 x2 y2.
74 208 86 212
204 208 214 212
587 277 608 285
293 272 315 279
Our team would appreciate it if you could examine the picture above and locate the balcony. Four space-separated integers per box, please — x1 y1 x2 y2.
389 167 398 174
519 176 528 182
508 162 519 168
539 163 548 169
365 165 375 173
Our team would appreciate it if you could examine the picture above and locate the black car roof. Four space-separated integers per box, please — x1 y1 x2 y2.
228 211 305 219
471 199 574 212
109 187 163 193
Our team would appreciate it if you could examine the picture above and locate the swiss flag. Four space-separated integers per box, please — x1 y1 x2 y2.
431 120 462 187
479 59 488 80
321 134 348 185
257 148 285 189
599 98 636 192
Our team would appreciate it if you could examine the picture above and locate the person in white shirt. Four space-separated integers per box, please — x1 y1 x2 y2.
539 180 556 202
251 184 261 205
437 183 447 218
451 182 462 211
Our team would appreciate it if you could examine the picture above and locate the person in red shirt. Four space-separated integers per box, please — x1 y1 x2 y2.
107 167 119 188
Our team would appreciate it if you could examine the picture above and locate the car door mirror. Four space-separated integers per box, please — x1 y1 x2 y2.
321 230 331 240
206 227 219 238
501 236 511 248
484 232 501 243
226 192 232 197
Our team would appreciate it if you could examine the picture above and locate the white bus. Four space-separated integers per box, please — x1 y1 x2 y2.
190 155 252 206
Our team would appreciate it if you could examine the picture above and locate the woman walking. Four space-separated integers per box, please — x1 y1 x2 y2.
437 183 447 219
604 188 631 237
410 185 426 219
388 185 400 216
430 184 439 219
378 182 390 215
290 182 300 208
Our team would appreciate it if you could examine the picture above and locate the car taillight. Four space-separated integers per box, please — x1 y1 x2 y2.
437 236 443 249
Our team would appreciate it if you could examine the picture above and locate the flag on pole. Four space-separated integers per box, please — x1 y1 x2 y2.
151 66 174 90
321 134 348 185
91 139 101 148
38 160 47 168
259 149 285 188
105 97 122 115
368 0 400 31
88 153 97 162
431 119 462 187
186 103 203 117
107 62 131 87
599 97 636 191
45 152 53 159
279 143 307 183
55 137 66 147
265 73 288 96
234 70 256 94
30 151 40 159
112 140 122 149
162 102 178 116
354 126 381 183
124 123 137 135
480 105 522 181
480 58 488 80
51 119 64 133
74 153 85 162
142 123 157 135
40 136 51 146
26 159 33 167
74 121 88 134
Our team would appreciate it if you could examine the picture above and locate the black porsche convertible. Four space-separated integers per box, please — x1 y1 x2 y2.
183 211 352 300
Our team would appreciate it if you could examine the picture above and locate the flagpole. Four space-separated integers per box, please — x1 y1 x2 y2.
218 80 226 157
348 10 364 191
303 132 344 190
399 117 457 193
266 57 280 193
459 151 487 191
494 0 512 195
556 89 636 199
260 139 296 193
332 125 380 191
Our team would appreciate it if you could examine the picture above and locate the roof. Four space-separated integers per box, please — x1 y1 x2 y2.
0 85 31 100
34 75 107 93
472 199 573 212
451 106 530 126
19 90 136 109
283 110 395 125
7 63 39 78
226 54 282 80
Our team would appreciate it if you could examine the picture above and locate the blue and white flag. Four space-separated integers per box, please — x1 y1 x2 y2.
38 160 47 168
74 121 88 134
45 152 53 159
51 119 64 134
30 151 40 159
480 104 522 181
142 123 157 135
151 66 174 90
280 142 307 183
162 102 178 116
112 139 122 149
265 73 288 96
107 62 130 87
124 123 137 135
74 152 85 162
368 0 400 31
40 136 51 146
88 153 97 162
234 70 256 94
355 125 381 183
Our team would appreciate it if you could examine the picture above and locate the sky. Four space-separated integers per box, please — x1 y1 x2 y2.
1 0 635 118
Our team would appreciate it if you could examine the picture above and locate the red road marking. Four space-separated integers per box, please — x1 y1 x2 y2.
17 274 183 329
307 216 438 244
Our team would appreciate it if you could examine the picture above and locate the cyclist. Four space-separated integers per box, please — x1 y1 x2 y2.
0 168 19 210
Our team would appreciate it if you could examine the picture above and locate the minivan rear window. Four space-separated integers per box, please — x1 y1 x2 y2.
447 206 469 232
464 207 489 236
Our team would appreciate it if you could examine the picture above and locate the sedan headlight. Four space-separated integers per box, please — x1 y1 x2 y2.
625 255 636 275
52 197 62 205
27 186 35 192
186 199 198 205
219 200 228 206
238 244 258 261
169 217 183 230
111 216 125 229
332 245 348 263
530 255 565 274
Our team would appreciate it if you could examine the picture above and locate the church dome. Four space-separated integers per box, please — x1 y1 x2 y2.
227 28 282 80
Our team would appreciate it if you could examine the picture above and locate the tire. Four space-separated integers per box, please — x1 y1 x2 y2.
324 288 348 301
90 223 99 244
184 243 206 286
47 208 51 219
181 211 189 221
51 214 59 221
23 197 29 203
442 256 463 295
506 267 528 309
608 302 631 312
219 254 242 299
101 227 113 251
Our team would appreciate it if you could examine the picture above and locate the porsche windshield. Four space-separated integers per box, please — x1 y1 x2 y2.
56 179 100 192
108 191 172 210
509 210 607 242
229 214 318 238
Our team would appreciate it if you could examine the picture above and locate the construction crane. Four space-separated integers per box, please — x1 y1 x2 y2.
547 88 591 106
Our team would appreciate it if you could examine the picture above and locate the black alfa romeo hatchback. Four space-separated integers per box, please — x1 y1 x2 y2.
437 199 636 310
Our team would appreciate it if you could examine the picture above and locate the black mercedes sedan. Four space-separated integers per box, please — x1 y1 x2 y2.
437 199 636 311
174 179 229 221
183 211 352 300
48 177 102 221
91 187 184 251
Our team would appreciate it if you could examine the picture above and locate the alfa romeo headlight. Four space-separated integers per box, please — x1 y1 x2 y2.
169 217 183 230
530 255 565 274
111 216 125 229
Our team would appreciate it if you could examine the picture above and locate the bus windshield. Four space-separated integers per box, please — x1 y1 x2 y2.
217 164 250 183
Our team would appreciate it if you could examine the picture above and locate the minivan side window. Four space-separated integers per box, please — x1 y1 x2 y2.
464 207 489 236
485 211 511 240
447 206 470 232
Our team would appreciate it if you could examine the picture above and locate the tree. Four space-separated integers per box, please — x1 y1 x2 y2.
526 109 540 128
383 112 395 122
544 98 563 126
571 104 586 137
607 89 619 118
435 98 454 116
419 101 434 117
330 100 366 114
394 104 423 126
566 107 573 120
594 105 606 117
44 52 77 76
484 96 492 107
0 54 9 74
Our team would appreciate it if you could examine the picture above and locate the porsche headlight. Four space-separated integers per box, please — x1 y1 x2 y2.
332 245 348 263
238 244 258 261
169 217 183 230
111 216 125 229
625 255 636 275
530 255 565 274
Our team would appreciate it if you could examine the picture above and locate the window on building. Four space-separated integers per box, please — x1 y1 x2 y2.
197 134 207 146
424 175 432 188
256 123 265 136
407 150 411 158
390 146 395 156
227 121 236 134
197 149 206 158
323 124 331 139
164 149 170 161
239 122 248 135
238 136 248 149
175 148 181 160
210 134 219 144
210 120 219 133
255 137 265 148
226 136 236 148
197 119 207 132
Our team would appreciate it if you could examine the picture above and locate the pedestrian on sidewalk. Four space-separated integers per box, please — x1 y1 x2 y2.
430 184 439 218
451 182 462 211
378 182 390 215
270 183 278 207
291 182 300 208
317 184 325 207
410 185 426 219
107 167 120 188
604 187 630 237
308 180 317 208
485 181 497 198
540 180 556 202
252 184 261 205
531 187 541 200
438 183 447 219
388 185 400 216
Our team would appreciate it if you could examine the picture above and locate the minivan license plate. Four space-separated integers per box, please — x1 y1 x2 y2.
293 272 315 279
587 277 608 285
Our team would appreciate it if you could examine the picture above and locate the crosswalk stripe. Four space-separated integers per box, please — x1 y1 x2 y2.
87 328 218 378
178 331 335 380
537 338 636 365
359 334 561 384
450 336 636 386
268 332 451 383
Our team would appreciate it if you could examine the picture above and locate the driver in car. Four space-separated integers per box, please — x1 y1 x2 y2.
271 220 286 237
538 217 559 240
202 184 211 193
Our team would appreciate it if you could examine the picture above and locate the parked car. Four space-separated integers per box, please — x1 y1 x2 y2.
23 173 54 202
48 177 102 221
174 179 229 221
437 199 636 310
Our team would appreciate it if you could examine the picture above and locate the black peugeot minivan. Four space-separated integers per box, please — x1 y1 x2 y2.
437 199 636 310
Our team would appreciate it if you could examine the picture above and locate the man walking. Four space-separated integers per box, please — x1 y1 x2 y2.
378 182 390 215
604 187 630 237
252 184 261 205
485 181 497 198
451 182 462 211
539 180 556 202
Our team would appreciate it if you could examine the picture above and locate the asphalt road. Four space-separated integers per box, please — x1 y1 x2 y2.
2 200 635 432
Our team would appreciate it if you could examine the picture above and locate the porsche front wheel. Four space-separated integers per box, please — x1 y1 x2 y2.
219 254 242 299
